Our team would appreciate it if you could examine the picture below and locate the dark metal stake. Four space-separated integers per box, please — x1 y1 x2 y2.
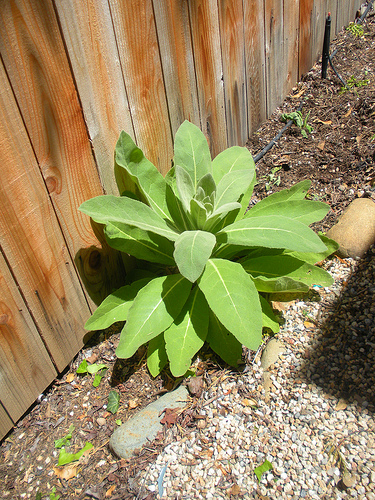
321 13 331 79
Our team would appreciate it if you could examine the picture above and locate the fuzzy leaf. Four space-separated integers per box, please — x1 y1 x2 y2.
250 180 311 212
260 296 280 333
114 131 170 219
215 169 254 209
79 195 178 241
198 259 262 350
116 275 192 359
147 333 168 377
246 199 330 225
196 172 216 199
203 202 241 232
212 146 255 184
174 121 211 189
166 184 192 231
84 279 150 331
189 198 208 229
287 233 339 264
104 222 175 265
173 231 216 282
206 310 242 367
165 287 209 377
175 165 195 212
217 215 327 253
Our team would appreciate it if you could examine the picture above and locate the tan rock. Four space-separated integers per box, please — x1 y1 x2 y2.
326 198 375 258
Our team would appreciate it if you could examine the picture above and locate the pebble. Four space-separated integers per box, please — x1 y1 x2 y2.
140 250 375 498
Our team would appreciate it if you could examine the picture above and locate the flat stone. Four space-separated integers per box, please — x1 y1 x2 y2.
109 385 188 459
326 198 375 258
261 338 285 371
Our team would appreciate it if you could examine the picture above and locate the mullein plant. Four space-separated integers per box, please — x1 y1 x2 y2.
79 121 336 377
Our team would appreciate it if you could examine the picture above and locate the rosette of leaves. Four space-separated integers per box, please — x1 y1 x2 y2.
79 121 336 378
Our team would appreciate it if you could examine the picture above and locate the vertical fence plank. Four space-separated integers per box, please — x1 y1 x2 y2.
109 0 173 175
152 0 201 137
0 404 13 440
284 0 300 97
244 0 267 134
0 59 91 371
54 0 135 196
264 0 284 115
0 253 56 423
0 0 104 257
188 0 227 157
218 0 247 146
299 0 314 77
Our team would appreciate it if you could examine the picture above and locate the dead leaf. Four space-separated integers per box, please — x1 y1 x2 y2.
187 376 205 397
241 398 257 407
316 119 332 125
105 484 116 497
66 372 75 383
53 464 79 480
317 140 326 150
128 399 139 409
344 107 352 118
226 483 241 496
304 321 315 329
335 399 348 411
356 135 361 146
291 88 306 98
160 408 179 428
86 353 98 364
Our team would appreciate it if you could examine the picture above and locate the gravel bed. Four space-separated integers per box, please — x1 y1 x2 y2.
140 249 375 499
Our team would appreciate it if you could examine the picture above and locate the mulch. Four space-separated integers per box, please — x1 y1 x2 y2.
1 13 374 500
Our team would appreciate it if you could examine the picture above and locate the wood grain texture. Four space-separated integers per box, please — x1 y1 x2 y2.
0 253 56 423
0 404 13 441
284 0 300 97
188 0 227 158
54 0 135 196
299 0 314 77
264 0 284 115
152 0 201 136
109 0 173 175
0 58 92 371
218 0 248 146
243 0 267 134
0 0 103 256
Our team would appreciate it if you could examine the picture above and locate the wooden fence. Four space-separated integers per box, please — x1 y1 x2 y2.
0 0 360 439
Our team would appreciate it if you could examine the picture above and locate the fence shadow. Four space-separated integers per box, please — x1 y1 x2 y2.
297 246 375 414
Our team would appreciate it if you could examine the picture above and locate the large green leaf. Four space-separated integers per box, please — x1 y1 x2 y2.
165 287 209 377
206 310 242 367
116 274 191 358
215 169 254 209
249 180 311 212
114 131 170 219
79 195 178 241
245 199 330 225
242 254 334 291
198 259 262 350
287 234 339 264
174 121 211 189
165 184 192 232
85 279 150 331
104 222 175 265
203 202 241 232
174 231 216 282
211 146 255 184
147 333 168 377
175 165 195 212
217 215 327 253
260 296 280 333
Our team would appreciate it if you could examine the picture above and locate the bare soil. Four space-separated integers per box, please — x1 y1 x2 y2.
1 15 374 500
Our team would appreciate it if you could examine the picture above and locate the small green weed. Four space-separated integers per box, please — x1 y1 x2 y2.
76 359 108 387
346 22 364 37
280 110 313 138
265 166 282 192
339 75 370 95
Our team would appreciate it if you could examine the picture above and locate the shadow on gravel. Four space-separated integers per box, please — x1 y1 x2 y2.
300 246 375 415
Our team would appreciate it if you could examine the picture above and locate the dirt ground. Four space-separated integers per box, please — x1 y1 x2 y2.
1 14 374 500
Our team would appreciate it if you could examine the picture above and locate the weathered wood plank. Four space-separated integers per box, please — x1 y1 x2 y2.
264 0 284 115
311 0 327 65
0 253 56 423
109 0 173 175
243 0 267 134
188 0 227 157
284 0 300 97
54 0 135 195
0 403 13 441
152 0 201 137
0 58 92 371
0 0 104 257
299 0 315 77
218 0 247 147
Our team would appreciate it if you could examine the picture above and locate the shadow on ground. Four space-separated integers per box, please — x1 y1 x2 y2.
299 246 375 414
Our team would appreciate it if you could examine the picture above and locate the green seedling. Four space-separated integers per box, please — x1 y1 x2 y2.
340 75 370 95
76 359 108 387
80 121 336 378
265 166 282 192
49 488 60 500
280 110 312 138
346 22 364 37
58 442 93 466
54 424 75 449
